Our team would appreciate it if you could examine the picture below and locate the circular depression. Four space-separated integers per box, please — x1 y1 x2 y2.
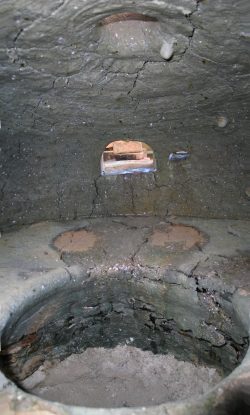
0 270 248 408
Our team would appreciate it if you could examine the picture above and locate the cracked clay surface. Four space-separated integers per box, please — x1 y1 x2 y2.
0 0 249 226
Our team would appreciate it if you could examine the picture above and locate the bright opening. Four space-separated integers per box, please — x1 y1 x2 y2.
99 12 158 26
101 140 156 176
97 12 160 58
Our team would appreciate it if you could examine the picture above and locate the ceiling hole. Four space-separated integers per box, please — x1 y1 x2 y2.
99 12 158 26
97 12 162 58
101 140 157 176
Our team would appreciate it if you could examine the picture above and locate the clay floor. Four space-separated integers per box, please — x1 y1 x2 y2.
0 216 249 289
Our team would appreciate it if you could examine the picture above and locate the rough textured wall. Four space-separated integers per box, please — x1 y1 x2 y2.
0 0 249 227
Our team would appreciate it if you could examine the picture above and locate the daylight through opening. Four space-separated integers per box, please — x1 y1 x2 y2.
99 12 158 26
101 140 157 176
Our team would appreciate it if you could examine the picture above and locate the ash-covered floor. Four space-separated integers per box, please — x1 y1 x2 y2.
20 345 221 407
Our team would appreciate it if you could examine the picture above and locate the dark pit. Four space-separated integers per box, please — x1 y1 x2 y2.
0 269 248 408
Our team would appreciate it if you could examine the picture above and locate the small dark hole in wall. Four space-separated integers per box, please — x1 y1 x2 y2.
100 12 158 26
101 140 157 176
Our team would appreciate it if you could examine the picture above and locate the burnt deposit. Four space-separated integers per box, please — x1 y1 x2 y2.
0 266 248 406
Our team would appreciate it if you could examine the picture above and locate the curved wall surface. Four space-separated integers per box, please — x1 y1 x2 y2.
0 0 249 227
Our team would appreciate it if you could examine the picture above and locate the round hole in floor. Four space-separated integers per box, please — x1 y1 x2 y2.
0 270 248 408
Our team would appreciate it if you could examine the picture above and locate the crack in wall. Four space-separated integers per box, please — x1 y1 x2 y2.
129 181 136 213
130 237 149 264
13 28 23 44
90 177 100 217
127 60 149 96
0 182 7 201
12 1 67 47
179 0 201 59
0 160 11 205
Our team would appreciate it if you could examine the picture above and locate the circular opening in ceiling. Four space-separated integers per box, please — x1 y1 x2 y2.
0 271 248 408
97 12 163 58
99 12 158 26
101 140 157 176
